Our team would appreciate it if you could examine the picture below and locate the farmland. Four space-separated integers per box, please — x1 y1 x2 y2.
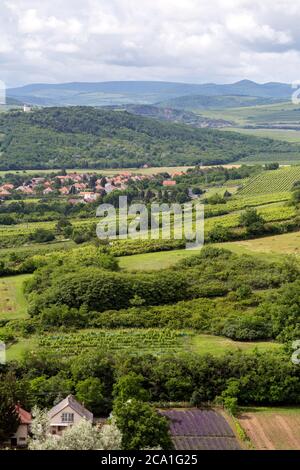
239 166 300 195
5 330 280 361
119 230 300 271
238 407 300 450
160 409 241 450
1 155 300 451
222 127 300 143
199 101 300 128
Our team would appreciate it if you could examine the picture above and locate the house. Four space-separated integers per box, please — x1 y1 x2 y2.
23 104 31 113
48 395 93 435
0 189 11 198
11 404 32 447
162 180 176 187
59 186 70 195
43 187 54 195
104 183 118 193
16 186 34 194
73 183 87 191
2 183 14 190
79 191 100 202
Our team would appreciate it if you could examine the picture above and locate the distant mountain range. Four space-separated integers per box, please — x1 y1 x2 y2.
157 94 284 110
7 80 292 107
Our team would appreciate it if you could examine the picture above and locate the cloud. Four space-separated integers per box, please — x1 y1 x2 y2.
0 0 300 86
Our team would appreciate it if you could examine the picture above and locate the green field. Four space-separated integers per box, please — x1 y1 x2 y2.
191 334 281 356
222 127 300 143
218 230 300 258
238 166 300 195
119 249 197 270
5 330 280 361
0 165 194 177
0 274 30 320
119 229 300 271
199 101 300 127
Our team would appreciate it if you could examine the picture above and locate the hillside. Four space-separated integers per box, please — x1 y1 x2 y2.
157 95 282 111
239 166 300 195
7 80 292 107
106 104 233 128
0 107 300 170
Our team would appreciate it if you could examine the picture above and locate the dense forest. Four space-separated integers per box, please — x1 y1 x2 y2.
0 107 299 169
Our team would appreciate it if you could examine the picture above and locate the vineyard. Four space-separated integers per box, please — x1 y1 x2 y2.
205 191 291 215
205 202 296 233
239 167 300 195
38 329 192 356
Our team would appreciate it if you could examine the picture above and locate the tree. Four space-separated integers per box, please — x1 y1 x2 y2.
239 208 265 235
219 378 240 415
55 218 73 237
76 377 104 415
265 162 279 170
208 224 232 242
29 374 74 408
113 398 173 450
113 372 149 402
292 189 300 205
0 372 20 442
30 228 55 243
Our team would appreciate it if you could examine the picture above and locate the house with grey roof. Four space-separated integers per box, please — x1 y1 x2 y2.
48 395 93 436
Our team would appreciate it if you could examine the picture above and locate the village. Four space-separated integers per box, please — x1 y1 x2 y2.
0 170 181 203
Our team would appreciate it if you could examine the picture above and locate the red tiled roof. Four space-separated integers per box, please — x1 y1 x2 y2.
15 405 32 424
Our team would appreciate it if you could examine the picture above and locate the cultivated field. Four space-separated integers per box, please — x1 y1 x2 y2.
222 127 300 143
238 407 300 450
5 330 280 361
239 166 300 195
199 101 300 127
0 166 195 177
160 408 241 450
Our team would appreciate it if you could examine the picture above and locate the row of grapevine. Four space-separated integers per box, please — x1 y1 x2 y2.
239 167 300 196
38 329 192 356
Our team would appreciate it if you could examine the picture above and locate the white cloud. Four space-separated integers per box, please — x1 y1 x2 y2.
19 9 43 33
225 13 292 45
1 0 300 86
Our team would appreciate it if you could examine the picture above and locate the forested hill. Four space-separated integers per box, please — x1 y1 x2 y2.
0 107 299 170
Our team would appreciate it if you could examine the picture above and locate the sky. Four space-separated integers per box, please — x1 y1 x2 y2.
1 0 300 87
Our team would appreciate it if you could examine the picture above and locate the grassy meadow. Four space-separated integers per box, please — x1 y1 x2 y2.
0 274 31 321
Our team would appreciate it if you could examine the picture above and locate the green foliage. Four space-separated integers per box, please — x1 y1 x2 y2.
30 228 55 243
239 208 265 235
0 372 20 441
113 398 173 450
76 377 104 415
0 107 298 169
113 372 150 402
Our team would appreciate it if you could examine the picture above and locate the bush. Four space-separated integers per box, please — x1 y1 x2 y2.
30 228 55 243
